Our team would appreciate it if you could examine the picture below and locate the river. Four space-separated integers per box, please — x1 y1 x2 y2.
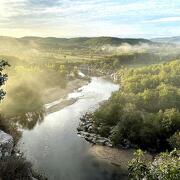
18 77 129 180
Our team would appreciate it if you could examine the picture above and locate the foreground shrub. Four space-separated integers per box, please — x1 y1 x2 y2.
128 149 180 180
168 131 180 149
0 156 47 180
0 156 32 180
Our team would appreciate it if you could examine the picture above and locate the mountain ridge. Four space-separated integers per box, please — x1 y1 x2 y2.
0 36 152 48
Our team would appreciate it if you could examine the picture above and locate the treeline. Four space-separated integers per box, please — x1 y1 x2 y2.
88 53 162 75
93 60 180 151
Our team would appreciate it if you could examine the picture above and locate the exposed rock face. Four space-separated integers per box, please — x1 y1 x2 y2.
0 130 14 158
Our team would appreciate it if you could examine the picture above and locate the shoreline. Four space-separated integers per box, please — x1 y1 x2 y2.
89 145 152 170
77 113 153 170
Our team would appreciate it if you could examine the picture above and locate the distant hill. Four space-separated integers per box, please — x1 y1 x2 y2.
0 36 152 50
151 36 180 44
0 36 156 64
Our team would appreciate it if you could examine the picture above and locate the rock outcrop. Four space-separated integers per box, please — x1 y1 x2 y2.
0 130 14 158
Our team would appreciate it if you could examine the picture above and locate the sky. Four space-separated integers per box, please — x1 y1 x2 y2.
0 0 180 38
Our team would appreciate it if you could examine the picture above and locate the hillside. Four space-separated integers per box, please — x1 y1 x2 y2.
0 36 153 65
0 36 152 49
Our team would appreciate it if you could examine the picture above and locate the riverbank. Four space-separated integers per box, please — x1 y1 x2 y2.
89 145 152 170
77 113 134 149
77 113 153 171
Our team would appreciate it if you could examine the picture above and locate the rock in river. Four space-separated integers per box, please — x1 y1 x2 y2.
0 130 14 158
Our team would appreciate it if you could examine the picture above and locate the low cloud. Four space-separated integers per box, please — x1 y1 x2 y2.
100 43 180 57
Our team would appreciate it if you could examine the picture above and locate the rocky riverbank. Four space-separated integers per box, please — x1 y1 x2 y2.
77 113 133 149
77 113 113 147
77 113 153 170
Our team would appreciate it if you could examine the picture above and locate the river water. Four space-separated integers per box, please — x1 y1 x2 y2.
18 77 128 180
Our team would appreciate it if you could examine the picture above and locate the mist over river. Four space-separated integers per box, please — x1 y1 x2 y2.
18 77 130 180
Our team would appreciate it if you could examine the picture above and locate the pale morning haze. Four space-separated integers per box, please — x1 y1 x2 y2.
0 0 180 38
0 1 179 180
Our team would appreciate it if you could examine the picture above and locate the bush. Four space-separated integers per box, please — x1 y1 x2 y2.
99 125 111 137
128 149 180 180
0 156 32 180
0 156 47 180
168 131 180 149
128 149 149 179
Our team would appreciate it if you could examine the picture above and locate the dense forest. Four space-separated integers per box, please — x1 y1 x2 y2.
92 60 180 152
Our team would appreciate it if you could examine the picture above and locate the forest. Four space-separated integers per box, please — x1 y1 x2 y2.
93 60 180 151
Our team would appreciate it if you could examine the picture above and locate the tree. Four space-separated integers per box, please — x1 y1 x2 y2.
0 60 10 100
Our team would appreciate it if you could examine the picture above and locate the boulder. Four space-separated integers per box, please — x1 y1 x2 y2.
77 126 84 131
80 132 90 137
96 139 107 146
88 126 93 132
0 130 14 158
105 141 113 147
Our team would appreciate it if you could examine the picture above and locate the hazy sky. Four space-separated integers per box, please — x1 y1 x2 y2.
0 0 180 38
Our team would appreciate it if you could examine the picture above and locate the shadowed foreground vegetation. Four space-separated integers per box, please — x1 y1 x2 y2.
0 156 47 180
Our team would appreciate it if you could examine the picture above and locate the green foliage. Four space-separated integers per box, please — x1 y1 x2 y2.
0 60 9 100
93 60 180 151
128 149 180 180
90 52 162 72
128 150 149 179
98 125 111 137
168 131 180 149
